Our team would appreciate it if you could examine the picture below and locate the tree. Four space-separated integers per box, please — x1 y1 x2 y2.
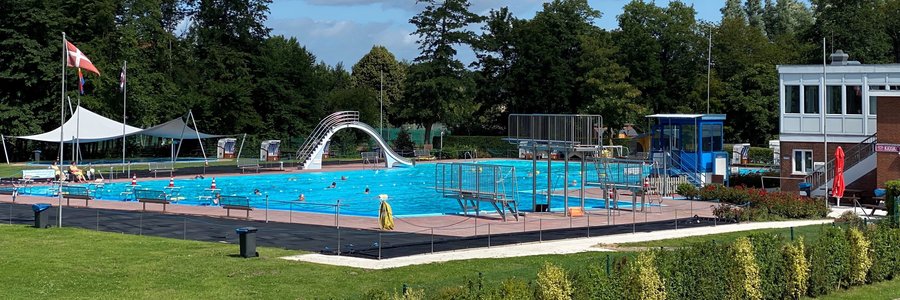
722 0 746 21
812 0 892 63
350 46 405 127
252 36 322 138
470 7 518 134
745 0 766 33
401 0 480 145
578 29 643 132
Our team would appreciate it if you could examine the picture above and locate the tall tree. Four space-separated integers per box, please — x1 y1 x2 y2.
470 7 518 134
745 0 766 33
252 36 322 138
399 0 480 145
350 46 406 127
578 29 643 133
722 0 747 21
812 0 892 63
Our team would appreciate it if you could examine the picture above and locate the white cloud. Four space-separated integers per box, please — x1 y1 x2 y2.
268 18 420 66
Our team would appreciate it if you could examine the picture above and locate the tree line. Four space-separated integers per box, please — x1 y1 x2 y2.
2 0 899 158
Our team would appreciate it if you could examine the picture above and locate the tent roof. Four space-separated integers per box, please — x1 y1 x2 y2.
15 106 224 142
139 117 224 139
16 106 144 143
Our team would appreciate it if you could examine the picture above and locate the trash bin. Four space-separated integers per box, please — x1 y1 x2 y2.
534 204 549 212
33 150 42 162
799 182 812 198
235 227 258 258
32 203 51 228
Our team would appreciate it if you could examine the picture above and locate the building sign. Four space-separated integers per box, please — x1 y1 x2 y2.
875 143 900 153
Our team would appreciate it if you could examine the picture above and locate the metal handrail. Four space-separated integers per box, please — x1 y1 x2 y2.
664 152 702 186
804 133 877 191
294 111 360 168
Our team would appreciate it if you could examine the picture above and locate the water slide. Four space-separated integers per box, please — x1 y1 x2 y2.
298 112 412 170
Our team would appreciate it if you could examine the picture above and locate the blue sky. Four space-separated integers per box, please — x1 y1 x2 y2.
267 0 727 66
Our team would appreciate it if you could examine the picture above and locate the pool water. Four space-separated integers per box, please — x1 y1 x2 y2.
23 160 653 217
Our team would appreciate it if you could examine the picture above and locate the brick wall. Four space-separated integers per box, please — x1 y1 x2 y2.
779 141 859 192
876 96 900 186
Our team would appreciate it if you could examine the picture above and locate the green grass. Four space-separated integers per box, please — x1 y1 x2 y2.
810 278 900 299
617 223 831 248
0 225 619 298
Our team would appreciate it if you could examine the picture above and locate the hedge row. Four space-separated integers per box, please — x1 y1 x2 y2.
438 136 518 159
367 223 900 300
677 184 828 222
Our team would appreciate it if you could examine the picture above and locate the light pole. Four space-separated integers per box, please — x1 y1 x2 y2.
706 28 712 114
380 69 384 138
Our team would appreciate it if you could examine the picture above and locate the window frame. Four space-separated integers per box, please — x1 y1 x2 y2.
826 85 843 115
792 149 814 175
784 85 801 114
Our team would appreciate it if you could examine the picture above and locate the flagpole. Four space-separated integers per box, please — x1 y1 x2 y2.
59 32 66 228
76 73 81 165
823 38 829 206
122 60 127 165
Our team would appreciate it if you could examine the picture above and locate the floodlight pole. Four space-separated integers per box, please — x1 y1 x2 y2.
59 32 66 228
122 60 127 165
707 29 712 114
823 38 829 204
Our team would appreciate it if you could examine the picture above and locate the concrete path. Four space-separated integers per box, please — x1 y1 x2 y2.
281 219 831 269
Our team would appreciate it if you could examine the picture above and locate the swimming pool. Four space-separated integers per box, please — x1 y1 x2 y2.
22 160 653 217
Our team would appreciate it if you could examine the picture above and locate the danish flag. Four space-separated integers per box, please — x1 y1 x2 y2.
66 40 100 75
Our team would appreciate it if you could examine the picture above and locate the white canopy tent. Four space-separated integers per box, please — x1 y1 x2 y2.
5 106 226 164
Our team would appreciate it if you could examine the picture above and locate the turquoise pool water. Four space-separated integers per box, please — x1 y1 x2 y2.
22 160 653 217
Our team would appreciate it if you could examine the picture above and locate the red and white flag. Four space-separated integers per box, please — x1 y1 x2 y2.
119 64 126 92
66 40 100 75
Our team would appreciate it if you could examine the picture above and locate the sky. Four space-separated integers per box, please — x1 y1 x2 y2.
266 0 728 67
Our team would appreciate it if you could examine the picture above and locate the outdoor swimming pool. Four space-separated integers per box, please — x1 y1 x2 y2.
22 159 653 217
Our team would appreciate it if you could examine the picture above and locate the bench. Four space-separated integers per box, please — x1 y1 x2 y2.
148 163 174 178
238 163 260 173
414 149 435 160
134 189 171 212
219 195 252 219
0 186 18 202
61 185 92 206
20 169 57 186
862 204 887 216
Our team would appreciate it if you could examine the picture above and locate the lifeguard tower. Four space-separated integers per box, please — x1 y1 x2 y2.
260 140 281 161
646 114 729 186
217 138 237 159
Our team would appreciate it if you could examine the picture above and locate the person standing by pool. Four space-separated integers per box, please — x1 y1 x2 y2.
86 163 95 180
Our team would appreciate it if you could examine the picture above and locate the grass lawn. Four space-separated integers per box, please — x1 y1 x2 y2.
0 225 619 298
617 223 832 248
2 223 897 299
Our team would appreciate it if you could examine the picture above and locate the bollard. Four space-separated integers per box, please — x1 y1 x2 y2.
606 254 611 277
790 227 794 241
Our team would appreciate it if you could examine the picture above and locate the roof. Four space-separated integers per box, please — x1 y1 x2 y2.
777 64 900 74
645 114 726 121
15 106 224 143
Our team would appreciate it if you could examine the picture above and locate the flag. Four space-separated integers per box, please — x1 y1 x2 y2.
65 40 100 75
119 64 126 92
78 68 85 95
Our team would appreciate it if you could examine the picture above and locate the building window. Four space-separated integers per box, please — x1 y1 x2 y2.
804 85 819 113
793 149 813 174
827 85 842 114
870 96 877 115
846 85 863 114
682 124 696 152
702 124 723 152
785 85 800 113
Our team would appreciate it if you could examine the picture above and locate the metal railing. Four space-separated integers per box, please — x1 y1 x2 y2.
664 152 702 186
294 111 360 169
507 114 604 147
803 133 877 191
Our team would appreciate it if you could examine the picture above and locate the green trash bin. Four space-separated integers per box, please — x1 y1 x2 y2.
32 203 51 228
235 227 258 258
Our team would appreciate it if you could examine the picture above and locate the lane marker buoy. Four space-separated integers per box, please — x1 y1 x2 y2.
169 177 175 188
211 177 217 190
131 175 137 186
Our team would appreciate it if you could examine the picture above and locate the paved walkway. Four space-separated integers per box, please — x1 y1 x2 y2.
282 219 832 269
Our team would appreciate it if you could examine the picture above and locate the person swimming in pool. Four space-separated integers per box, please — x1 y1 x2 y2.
340 176 347 181
364 186 370 194
298 194 306 202
327 182 336 189
194 175 205 180
253 189 262 196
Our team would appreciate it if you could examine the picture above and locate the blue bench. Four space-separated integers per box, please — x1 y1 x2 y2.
61 185 92 206
134 189 170 212
219 195 252 219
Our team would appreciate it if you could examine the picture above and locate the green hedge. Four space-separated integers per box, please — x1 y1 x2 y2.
704 185 828 222
439 136 517 158
370 223 900 299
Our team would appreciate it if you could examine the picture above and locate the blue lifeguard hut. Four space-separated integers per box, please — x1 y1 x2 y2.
646 114 729 186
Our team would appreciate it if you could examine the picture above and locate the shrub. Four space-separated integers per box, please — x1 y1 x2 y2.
748 147 774 165
497 278 533 300
836 210 865 228
392 128 415 154
783 237 809 299
713 204 746 223
847 227 873 285
622 252 666 300
535 262 573 300
727 237 763 300
866 222 900 282
699 184 726 201
886 180 900 223
750 233 786 300
807 226 851 297
676 183 698 200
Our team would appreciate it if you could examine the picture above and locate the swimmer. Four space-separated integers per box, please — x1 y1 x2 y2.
328 182 336 189
340 176 347 181
194 175 205 180
299 194 306 201
364 186 370 194
253 189 262 196
571 180 578 186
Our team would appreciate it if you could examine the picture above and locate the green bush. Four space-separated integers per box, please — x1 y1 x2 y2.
622 252 666 300
535 262 573 300
807 226 851 297
847 227 873 286
836 210 865 229
392 128 415 153
727 237 763 300
676 183 698 200
750 233 786 300
866 222 900 282
885 180 900 223
441 136 517 158
655 243 729 299
783 237 809 299
748 147 774 165
497 278 532 300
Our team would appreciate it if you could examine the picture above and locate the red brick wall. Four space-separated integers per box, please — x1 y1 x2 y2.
876 96 900 186
779 141 859 192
